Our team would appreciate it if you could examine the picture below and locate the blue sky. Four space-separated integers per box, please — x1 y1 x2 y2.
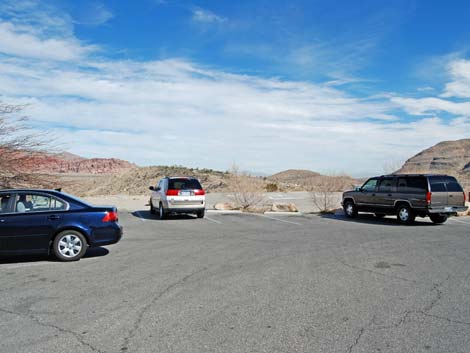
0 0 469 176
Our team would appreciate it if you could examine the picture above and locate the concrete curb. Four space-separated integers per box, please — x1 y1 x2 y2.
207 210 243 214
264 211 303 216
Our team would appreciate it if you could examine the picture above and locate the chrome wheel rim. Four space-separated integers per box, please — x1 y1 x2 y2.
58 234 82 258
346 203 354 215
399 208 409 221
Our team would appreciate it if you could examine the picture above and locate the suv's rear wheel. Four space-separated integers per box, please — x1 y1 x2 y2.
429 214 448 224
53 230 88 261
396 204 415 224
343 200 357 218
197 209 205 218
158 203 166 220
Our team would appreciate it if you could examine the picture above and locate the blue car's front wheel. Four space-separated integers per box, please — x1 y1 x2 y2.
53 230 88 261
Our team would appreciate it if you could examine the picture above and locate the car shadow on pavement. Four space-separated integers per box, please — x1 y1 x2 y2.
0 247 109 265
320 212 436 227
132 210 198 221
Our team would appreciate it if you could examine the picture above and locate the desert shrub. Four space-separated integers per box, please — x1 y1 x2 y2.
308 174 353 213
228 164 265 210
266 183 278 192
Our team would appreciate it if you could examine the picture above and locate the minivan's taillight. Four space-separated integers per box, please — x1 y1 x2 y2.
194 189 205 196
166 189 179 196
426 192 432 205
102 211 118 222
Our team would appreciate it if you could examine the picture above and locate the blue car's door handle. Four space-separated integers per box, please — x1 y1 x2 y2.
47 215 61 221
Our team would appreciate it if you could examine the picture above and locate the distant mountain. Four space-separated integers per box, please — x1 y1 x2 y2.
30 152 136 175
268 169 357 192
398 139 470 175
269 169 321 184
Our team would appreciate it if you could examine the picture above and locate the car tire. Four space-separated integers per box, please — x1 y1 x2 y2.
375 213 386 219
396 204 415 224
429 214 448 224
150 200 156 214
197 209 205 218
343 200 357 218
158 203 166 220
53 230 88 262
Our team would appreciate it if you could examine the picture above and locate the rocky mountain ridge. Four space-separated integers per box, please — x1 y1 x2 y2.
29 152 136 175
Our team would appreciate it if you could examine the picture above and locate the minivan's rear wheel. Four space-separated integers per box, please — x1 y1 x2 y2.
197 209 205 218
429 214 448 224
343 201 357 218
53 230 87 261
396 205 415 224
158 203 166 220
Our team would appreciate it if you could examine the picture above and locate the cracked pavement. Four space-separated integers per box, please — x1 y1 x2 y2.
1 211 470 353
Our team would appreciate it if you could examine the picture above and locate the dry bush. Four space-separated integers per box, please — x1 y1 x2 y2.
308 174 353 213
0 102 57 189
383 160 405 174
228 164 265 210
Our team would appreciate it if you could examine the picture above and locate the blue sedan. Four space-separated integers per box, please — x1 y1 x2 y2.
0 189 122 261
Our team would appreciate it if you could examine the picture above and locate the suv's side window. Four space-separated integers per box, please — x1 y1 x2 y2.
378 178 395 193
398 177 428 193
362 178 378 192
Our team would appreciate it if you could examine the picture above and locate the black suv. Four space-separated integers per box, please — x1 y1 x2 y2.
342 174 467 224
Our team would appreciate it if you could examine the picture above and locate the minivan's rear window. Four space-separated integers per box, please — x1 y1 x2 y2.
429 176 463 192
168 178 202 190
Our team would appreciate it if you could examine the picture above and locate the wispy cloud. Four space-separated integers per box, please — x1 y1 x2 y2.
72 2 114 26
192 8 226 24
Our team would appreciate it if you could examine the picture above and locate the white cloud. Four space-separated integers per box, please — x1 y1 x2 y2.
0 22 96 61
443 59 470 98
392 58 470 118
1 2 469 175
192 8 226 24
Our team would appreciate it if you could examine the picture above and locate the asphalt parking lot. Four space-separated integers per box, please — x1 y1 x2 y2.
1 211 470 353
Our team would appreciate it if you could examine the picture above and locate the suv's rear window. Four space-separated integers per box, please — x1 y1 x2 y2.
429 176 463 192
168 178 202 190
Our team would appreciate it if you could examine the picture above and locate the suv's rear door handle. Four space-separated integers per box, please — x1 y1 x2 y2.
449 195 453 197
47 215 61 220
388 194 392 197
372 193 376 196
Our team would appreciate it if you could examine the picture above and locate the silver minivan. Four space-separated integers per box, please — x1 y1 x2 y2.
149 177 206 219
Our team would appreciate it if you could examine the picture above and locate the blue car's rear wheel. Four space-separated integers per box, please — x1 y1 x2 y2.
53 230 88 261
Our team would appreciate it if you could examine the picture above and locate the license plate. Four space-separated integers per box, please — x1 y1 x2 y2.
180 191 192 196
444 207 453 212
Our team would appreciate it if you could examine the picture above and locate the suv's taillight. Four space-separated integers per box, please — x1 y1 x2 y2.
102 211 118 222
194 189 205 196
166 189 179 196
426 192 432 205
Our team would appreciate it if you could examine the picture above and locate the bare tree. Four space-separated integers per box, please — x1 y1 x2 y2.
383 160 405 175
308 174 353 213
0 102 56 188
228 164 265 210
